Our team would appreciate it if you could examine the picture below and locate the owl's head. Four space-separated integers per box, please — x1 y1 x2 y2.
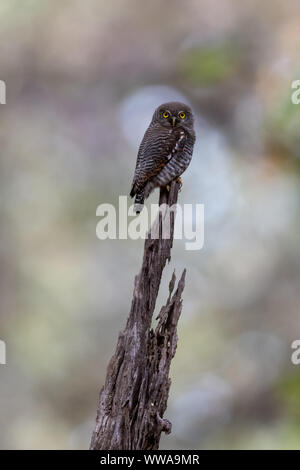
152 101 194 131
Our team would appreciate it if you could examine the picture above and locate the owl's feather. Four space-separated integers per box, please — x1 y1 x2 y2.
130 126 186 197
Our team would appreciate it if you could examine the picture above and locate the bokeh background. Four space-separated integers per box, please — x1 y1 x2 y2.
1 0 300 450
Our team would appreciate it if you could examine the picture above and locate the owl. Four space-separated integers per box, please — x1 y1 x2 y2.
130 101 195 213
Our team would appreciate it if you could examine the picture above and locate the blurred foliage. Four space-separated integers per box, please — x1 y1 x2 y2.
179 41 241 85
277 374 300 423
267 88 300 160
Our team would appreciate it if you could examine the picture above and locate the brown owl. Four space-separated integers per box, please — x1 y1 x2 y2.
130 102 195 213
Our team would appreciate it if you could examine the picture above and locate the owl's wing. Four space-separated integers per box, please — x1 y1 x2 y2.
130 127 186 197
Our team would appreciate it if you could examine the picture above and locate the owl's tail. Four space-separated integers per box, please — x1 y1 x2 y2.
133 190 144 214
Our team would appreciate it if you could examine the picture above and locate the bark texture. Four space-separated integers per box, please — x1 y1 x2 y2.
90 181 186 450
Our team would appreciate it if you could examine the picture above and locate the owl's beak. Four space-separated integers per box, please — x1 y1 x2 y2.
171 117 177 127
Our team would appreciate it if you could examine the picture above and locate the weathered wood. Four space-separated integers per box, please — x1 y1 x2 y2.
90 181 186 450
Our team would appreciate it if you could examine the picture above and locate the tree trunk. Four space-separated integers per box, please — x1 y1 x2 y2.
90 181 186 450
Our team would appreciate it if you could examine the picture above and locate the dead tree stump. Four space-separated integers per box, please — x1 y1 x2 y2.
90 181 186 450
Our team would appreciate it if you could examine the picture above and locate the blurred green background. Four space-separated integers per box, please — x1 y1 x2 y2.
1 0 300 450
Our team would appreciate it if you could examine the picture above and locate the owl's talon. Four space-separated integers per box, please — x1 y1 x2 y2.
176 177 182 191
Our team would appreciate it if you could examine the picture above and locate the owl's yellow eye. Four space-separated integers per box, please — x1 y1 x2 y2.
179 112 186 119
162 111 170 119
